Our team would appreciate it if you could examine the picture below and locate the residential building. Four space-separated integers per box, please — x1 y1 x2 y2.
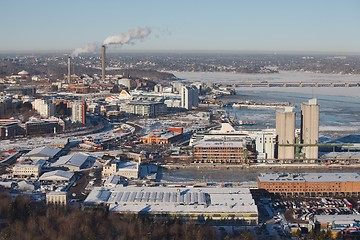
32 99 56 118
181 85 199 110
71 100 86 124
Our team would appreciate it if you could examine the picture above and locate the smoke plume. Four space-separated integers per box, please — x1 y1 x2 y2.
71 42 99 57
71 27 151 56
103 27 151 46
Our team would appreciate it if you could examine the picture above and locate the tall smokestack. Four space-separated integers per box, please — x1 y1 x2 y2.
67 57 71 84
101 45 106 81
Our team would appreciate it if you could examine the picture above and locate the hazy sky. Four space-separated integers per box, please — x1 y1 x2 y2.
1 0 359 54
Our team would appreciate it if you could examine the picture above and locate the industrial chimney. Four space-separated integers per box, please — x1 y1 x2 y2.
67 57 71 84
101 45 106 81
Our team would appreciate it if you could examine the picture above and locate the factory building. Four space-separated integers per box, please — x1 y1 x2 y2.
84 186 258 225
276 107 295 160
301 98 320 159
258 172 360 197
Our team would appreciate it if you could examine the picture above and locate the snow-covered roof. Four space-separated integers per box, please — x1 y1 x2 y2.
85 186 258 216
53 152 89 168
39 170 74 181
25 146 61 158
18 70 29 75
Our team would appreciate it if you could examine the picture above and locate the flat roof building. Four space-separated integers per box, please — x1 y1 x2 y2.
84 186 258 225
258 172 360 197
193 139 253 164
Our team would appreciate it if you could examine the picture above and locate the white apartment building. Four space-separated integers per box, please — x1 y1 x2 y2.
71 101 86 124
181 85 199 110
32 99 56 118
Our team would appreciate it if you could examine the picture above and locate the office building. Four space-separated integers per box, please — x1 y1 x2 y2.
193 139 253 164
301 98 320 159
125 101 167 117
276 107 295 160
258 172 360 197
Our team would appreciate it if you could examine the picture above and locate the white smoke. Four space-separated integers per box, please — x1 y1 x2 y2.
71 42 100 57
103 27 151 46
71 27 151 56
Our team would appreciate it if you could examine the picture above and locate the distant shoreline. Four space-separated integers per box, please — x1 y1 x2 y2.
161 163 360 170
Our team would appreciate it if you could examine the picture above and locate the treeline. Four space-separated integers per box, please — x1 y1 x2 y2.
0 192 217 240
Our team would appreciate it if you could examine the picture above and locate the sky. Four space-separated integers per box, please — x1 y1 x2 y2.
1 0 360 54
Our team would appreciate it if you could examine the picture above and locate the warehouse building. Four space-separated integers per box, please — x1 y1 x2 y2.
52 153 94 171
84 186 258 225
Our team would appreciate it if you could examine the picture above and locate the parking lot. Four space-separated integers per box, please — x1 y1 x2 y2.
272 197 359 223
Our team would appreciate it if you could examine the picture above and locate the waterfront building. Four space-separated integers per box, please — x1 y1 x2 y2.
301 98 320 159
193 138 253 164
255 132 276 160
181 85 199 110
258 172 360 197
71 100 86 124
84 186 258 225
276 107 295 160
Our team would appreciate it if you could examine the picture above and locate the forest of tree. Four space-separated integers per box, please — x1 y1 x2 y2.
1 191 346 240
0 192 219 240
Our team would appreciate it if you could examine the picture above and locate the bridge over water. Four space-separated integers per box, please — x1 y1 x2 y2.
219 82 360 88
